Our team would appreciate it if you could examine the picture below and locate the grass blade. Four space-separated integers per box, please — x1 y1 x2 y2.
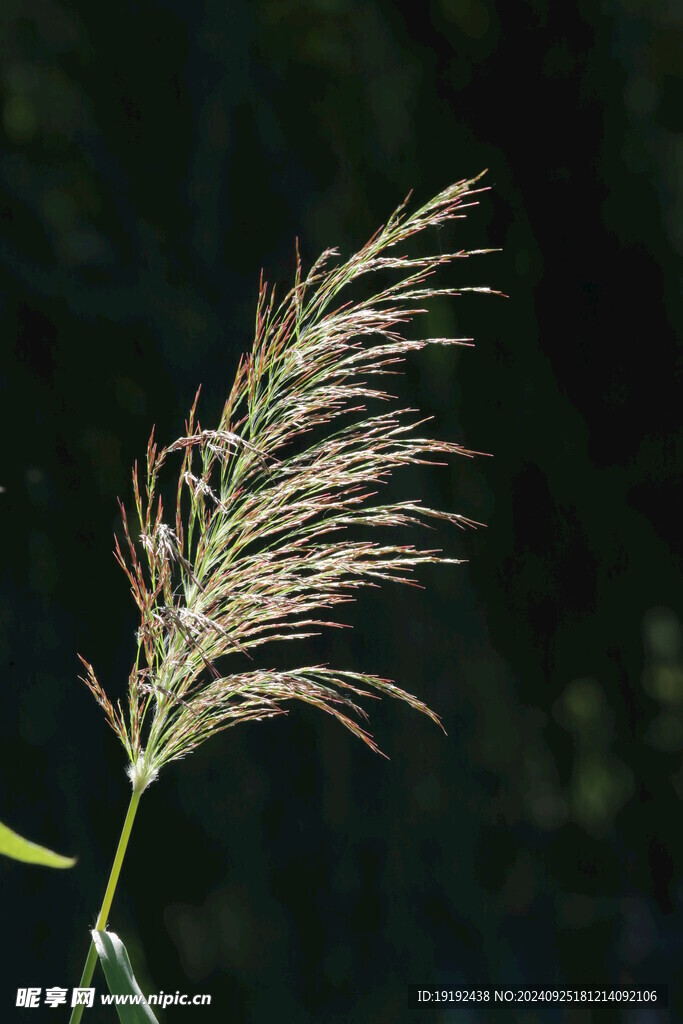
0 817 76 868
92 929 160 1024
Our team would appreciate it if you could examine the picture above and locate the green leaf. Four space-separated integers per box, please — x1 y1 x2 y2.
92 930 160 1024
0 817 76 868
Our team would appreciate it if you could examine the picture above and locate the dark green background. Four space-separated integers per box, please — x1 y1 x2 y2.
1 1 680 1021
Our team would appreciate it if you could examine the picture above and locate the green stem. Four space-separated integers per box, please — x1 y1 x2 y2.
69 788 142 1024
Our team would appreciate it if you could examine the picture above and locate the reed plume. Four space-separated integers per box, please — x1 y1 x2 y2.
81 175 495 794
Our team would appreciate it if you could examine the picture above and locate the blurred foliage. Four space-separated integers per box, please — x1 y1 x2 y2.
0 0 680 1022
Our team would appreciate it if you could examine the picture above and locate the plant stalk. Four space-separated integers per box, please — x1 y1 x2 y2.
69 788 142 1023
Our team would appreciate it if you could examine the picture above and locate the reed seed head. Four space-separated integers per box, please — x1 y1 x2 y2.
80 175 498 792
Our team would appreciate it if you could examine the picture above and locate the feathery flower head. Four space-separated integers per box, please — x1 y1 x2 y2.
80 176 498 793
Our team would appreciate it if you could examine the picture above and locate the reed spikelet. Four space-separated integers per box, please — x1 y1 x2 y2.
81 175 497 793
